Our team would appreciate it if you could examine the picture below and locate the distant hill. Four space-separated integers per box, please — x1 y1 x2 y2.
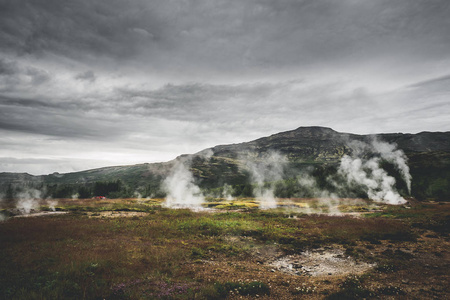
1 127 449 200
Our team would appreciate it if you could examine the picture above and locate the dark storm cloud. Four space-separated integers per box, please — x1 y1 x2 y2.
0 95 99 112
0 58 51 92
1 0 449 76
408 74 450 88
75 70 96 82
0 0 164 60
116 82 290 118
0 94 123 140
0 0 449 174
1 74 446 143
0 58 18 75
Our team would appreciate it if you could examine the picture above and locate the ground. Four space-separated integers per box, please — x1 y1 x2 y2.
0 198 448 299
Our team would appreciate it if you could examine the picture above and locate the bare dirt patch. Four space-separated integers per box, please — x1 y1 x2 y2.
268 246 375 277
13 211 68 218
87 211 150 218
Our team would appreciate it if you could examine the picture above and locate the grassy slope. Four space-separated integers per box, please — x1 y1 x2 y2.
1 127 449 200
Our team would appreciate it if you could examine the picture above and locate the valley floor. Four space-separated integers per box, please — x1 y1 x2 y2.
0 199 448 299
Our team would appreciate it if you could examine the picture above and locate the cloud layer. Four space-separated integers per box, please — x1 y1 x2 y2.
0 0 449 174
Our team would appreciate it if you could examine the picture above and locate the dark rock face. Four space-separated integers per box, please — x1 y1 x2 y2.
211 127 350 162
210 126 450 163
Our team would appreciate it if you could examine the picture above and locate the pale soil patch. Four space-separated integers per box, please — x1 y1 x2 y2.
224 236 376 278
268 246 375 277
13 211 68 218
87 211 150 218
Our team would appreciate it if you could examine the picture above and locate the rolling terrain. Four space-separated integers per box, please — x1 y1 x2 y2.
1 126 449 201
1 127 449 299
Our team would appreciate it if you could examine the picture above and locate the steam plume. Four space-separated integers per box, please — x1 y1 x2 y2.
163 157 206 209
222 184 234 200
245 151 286 209
46 199 58 211
338 154 406 205
371 140 412 194
16 189 42 214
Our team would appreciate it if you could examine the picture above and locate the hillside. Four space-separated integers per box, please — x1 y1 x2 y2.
1 127 449 200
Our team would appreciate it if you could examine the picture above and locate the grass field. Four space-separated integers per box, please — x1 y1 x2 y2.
0 198 449 299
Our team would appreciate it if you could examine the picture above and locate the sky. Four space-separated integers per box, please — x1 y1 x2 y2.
0 0 449 175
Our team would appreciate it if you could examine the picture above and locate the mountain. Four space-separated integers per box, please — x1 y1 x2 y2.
1 126 449 200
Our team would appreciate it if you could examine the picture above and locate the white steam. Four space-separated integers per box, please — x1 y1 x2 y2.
338 139 409 205
222 184 234 200
10 188 59 214
245 152 287 209
134 191 143 203
371 140 412 194
163 158 205 209
46 199 58 211
16 189 42 214
297 173 339 199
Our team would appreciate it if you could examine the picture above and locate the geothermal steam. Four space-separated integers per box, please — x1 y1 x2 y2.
338 156 406 204
372 140 412 194
241 139 411 207
15 188 59 213
222 184 234 201
163 151 212 209
338 139 411 204
161 138 410 209
245 152 287 209
16 189 42 214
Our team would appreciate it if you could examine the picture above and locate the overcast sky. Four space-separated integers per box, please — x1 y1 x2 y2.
1 0 450 175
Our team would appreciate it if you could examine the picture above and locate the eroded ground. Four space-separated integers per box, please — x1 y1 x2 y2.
269 247 375 276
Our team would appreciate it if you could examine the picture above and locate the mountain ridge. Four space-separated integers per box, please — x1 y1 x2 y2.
3 126 449 178
1 126 449 200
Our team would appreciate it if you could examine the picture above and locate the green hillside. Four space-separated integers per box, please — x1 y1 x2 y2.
1 127 449 201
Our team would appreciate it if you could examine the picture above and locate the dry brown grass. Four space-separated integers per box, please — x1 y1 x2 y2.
0 200 448 299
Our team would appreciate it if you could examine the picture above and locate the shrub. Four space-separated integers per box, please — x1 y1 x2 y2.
326 275 372 300
375 264 397 273
190 247 206 259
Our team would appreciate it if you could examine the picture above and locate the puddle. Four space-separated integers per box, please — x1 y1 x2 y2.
268 247 375 277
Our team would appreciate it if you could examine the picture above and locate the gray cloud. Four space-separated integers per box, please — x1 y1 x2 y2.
0 58 51 94
0 0 449 174
0 156 129 175
0 1 163 59
408 74 450 89
0 58 18 75
2 77 446 144
75 70 96 82
1 0 449 79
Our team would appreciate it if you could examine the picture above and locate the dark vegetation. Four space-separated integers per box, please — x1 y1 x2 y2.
0 157 439 202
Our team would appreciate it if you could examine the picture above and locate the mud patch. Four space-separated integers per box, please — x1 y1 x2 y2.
269 247 375 277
